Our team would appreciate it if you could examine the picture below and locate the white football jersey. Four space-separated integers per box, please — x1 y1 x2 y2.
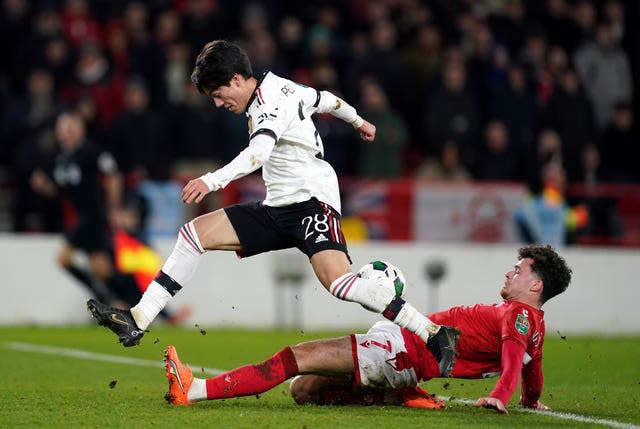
247 72 340 211
203 72 363 214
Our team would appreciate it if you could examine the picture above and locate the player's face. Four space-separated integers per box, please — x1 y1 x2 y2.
206 74 249 114
501 258 539 301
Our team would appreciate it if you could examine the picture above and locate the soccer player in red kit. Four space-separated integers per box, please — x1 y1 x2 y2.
163 244 571 413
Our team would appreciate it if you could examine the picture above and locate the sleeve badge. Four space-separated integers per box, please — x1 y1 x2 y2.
515 313 530 335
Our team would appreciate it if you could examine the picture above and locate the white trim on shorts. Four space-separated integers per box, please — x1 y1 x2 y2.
352 321 418 389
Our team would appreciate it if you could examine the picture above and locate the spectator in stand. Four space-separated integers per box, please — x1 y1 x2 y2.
603 0 626 44
60 0 101 47
164 41 192 106
577 144 624 239
181 0 225 52
123 1 166 108
424 59 481 169
0 0 31 88
106 77 172 185
165 77 227 220
574 19 633 130
487 0 527 57
402 24 443 140
12 6 65 90
356 78 409 178
526 129 564 193
515 161 587 247
597 102 639 183
59 41 126 127
277 16 307 76
538 45 569 108
571 0 597 48
311 63 358 177
415 140 471 182
246 30 288 78
541 68 595 182
5 69 63 232
104 19 130 77
473 120 522 181
539 0 582 54
489 63 537 154
347 18 411 125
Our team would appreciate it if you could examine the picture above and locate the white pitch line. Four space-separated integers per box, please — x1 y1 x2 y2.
5 341 640 429
5 341 226 375
439 396 640 429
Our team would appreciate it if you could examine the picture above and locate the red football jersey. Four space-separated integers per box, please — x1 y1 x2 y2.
402 300 545 404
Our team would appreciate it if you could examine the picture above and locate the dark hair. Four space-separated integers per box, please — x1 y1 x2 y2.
518 244 572 304
190 40 253 94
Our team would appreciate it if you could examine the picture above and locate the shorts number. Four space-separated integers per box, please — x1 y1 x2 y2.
302 214 330 239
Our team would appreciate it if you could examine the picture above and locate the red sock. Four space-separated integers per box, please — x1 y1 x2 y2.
206 347 299 400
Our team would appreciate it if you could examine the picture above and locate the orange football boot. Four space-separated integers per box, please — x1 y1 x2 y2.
397 386 446 410
164 345 194 405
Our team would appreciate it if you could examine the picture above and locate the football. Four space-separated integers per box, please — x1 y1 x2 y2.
357 260 407 301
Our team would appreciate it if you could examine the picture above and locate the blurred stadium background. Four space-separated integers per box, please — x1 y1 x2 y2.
0 0 639 333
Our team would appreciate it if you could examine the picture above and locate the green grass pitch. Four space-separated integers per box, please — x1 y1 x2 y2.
0 326 638 428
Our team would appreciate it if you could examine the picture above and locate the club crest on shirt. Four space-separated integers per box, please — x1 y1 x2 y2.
515 313 530 335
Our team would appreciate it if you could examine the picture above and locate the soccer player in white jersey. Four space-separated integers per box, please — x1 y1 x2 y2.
87 40 445 349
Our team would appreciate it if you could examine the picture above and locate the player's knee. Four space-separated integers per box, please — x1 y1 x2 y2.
176 221 205 254
290 376 316 405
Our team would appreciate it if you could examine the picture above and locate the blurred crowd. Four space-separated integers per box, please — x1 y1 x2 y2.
1 0 639 235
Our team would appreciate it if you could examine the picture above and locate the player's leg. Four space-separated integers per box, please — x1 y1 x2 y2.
290 199 440 343
130 208 240 328
88 208 240 345
292 321 445 409
164 337 353 405
310 249 441 343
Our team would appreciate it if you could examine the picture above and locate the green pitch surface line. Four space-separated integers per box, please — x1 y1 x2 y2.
5 341 640 429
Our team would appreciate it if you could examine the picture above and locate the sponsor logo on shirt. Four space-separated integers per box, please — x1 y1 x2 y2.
281 84 296 96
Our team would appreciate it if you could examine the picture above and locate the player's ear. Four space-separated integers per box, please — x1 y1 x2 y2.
231 73 243 87
530 278 543 294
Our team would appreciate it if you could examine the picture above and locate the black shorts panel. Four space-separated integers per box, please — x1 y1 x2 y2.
224 198 350 260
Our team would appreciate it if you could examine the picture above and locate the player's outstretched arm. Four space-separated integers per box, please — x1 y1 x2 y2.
357 120 376 142
182 177 212 204
474 396 509 414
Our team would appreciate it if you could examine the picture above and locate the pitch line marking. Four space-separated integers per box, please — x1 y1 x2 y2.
5 341 226 375
6 341 640 429
439 397 640 429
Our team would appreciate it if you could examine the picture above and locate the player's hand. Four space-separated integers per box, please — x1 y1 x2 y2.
181 178 212 204
357 120 376 142
474 397 508 414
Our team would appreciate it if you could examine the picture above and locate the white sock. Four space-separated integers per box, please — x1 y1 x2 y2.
131 283 172 330
329 273 395 312
392 302 440 343
131 222 205 330
188 378 207 402
329 273 440 342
